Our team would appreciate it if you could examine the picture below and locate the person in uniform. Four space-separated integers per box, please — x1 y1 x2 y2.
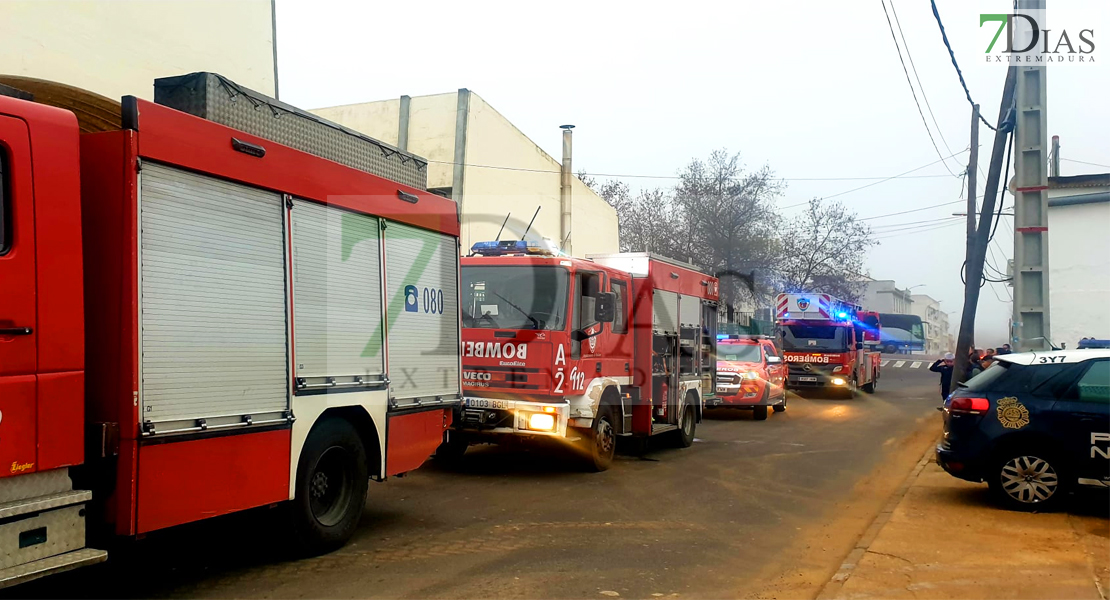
930 352 955 400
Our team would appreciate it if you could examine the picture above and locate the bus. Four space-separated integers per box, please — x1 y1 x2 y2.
877 313 925 354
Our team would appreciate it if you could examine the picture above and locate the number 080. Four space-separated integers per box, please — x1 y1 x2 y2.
422 287 445 315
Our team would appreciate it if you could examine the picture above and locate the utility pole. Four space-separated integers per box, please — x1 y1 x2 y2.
966 104 980 281
954 67 1017 384
1012 0 1051 351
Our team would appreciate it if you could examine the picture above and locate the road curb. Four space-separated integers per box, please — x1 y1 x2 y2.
815 438 937 600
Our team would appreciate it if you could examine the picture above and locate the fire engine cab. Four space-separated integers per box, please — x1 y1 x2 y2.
775 293 881 398
447 244 720 470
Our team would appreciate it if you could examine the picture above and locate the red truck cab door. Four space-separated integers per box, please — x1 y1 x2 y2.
0 114 40 472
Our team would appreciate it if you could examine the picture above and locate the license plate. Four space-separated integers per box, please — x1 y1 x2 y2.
464 398 510 410
716 387 728 394
799 376 818 382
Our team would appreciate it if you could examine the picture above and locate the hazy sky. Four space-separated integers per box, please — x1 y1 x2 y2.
276 0 1109 347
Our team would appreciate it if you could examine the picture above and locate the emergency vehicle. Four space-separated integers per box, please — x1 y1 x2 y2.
938 349 1110 510
445 246 719 471
0 75 460 586
775 293 881 398
713 335 787 420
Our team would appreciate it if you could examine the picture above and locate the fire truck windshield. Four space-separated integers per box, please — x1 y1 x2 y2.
461 265 569 330
782 324 849 352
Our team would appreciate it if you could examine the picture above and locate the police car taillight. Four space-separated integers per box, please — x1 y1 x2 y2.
949 397 990 414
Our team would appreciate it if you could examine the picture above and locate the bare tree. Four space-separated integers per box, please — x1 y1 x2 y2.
674 150 784 320
774 197 875 303
579 172 683 255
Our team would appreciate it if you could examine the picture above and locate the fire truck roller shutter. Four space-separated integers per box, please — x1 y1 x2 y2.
678 295 702 329
383 222 461 404
139 164 289 431
290 199 384 381
654 290 679 334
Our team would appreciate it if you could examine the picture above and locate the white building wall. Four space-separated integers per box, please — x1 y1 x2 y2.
0 0 275 100
313 91 619 257
860 280 912 314
313 94 458 189
910 294 949 355
1047 199 1110 347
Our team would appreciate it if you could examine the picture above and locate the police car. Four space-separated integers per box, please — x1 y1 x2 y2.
936 349 1109 511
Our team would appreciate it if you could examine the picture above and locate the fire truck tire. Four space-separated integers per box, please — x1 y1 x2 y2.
675 404 697 447
289 418 369 555
862 379 877 393
752 405 769 420
585 407 618 472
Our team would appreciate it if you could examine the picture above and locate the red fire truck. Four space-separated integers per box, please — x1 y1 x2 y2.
775 293 881 398
444 246 720 471
0 76 460 585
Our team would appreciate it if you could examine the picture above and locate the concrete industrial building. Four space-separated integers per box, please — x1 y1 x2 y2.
860 280 915 314
1044 173 1110 348
313 91 619 257
910 294 952 355
0 0 276 100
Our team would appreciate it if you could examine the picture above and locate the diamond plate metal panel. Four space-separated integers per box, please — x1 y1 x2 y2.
0 470 71 504
154 72 428 190
0 505 85 570
0 548 107 589
0 491 90 520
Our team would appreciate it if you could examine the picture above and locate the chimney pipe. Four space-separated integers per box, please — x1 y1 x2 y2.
560 125 574 256
1050 135 1060 177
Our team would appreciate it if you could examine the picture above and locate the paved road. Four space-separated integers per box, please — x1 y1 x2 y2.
15 364 944 599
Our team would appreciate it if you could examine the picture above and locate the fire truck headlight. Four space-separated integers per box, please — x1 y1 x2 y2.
743 371 760 380
528 413 556 431
832 366 844 373
831 377 847 386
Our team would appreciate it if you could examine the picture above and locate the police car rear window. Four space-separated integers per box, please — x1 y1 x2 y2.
964 361 1086 396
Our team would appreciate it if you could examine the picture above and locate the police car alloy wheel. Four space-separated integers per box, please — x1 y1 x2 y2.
993 453 1063 510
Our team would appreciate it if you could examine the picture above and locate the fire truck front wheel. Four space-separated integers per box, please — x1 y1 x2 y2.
289 418 369 556
576 407 617 472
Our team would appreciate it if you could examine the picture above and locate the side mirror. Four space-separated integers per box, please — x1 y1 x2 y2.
595 292 617 323
766 355 783 364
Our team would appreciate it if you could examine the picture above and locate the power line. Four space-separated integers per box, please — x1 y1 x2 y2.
781 148 971 209
880 0 961 177
860 199 964 221
929 0 998 131
421 158 959 182
871 218 962 236
888 0 960 164
986 130 1015 245
871 215 963 231
871 219 965 240
1061 157 1110 169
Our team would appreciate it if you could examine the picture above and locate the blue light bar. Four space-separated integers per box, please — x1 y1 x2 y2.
836 311 849 319
470 240 557 256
